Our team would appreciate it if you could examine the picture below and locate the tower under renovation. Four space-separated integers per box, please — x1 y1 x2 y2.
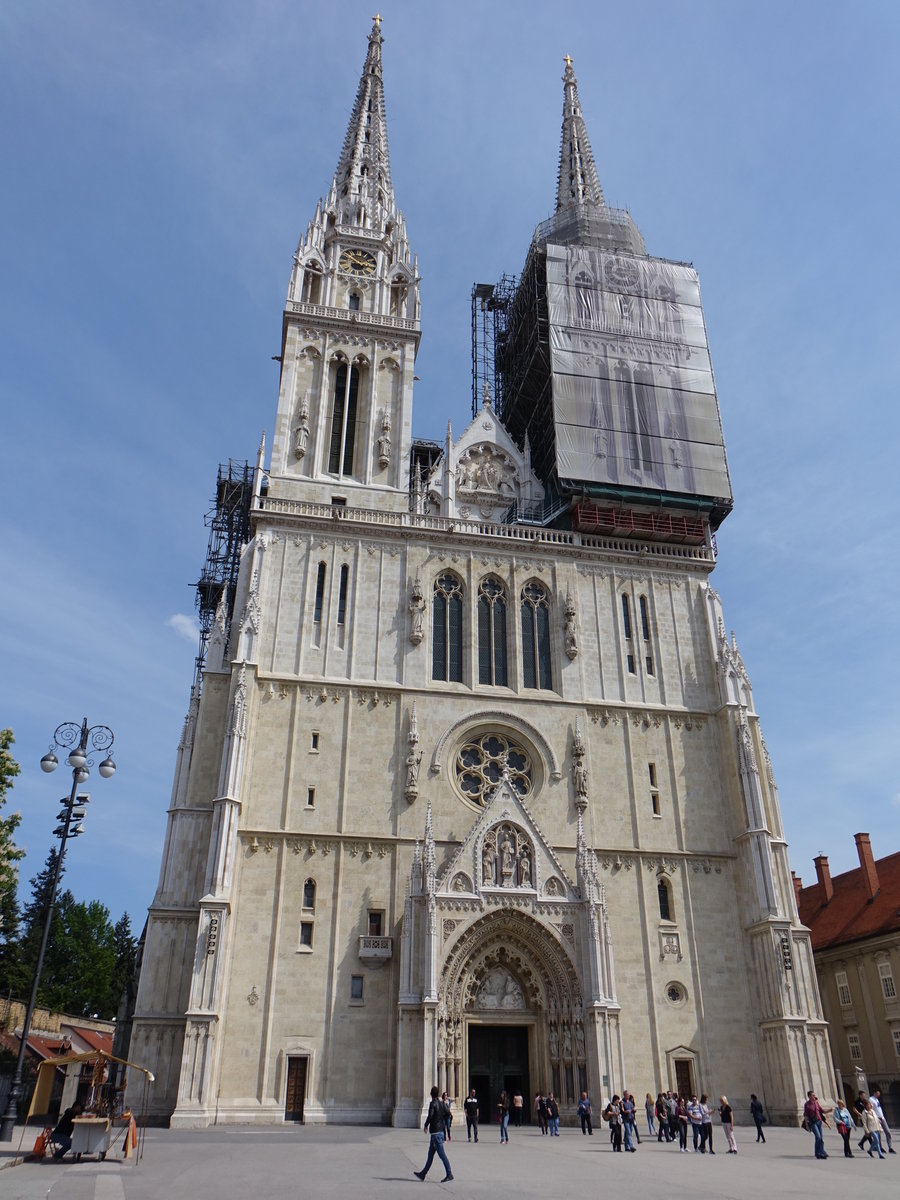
129 20 833 1127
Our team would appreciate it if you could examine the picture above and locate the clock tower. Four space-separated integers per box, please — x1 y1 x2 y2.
268 15 420 512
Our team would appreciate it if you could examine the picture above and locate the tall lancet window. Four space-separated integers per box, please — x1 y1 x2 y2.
327 362 360 477
433 574 463 683
521 581 552 690
478 578 507 686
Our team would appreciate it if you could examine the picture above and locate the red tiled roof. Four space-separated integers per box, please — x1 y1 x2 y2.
66 1026 113 1054
798 848 900 950
25 1032 73 1060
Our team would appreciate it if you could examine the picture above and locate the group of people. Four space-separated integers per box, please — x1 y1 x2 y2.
802 1088 895 1161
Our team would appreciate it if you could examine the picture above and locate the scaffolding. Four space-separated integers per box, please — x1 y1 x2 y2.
193 459 254 683
470 276 516 419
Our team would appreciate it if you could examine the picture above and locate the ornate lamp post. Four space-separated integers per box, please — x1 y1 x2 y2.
0 719 116 1142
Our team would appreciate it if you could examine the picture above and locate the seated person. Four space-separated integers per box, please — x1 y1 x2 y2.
52 1102 84 1159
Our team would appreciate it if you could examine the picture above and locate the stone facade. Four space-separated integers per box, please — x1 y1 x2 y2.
128 19 833 1128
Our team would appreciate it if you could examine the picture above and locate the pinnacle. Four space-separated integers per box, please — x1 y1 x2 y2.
556 55 605 212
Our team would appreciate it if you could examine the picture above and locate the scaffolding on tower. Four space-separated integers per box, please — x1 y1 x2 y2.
471 276 516 418
193 459 254 685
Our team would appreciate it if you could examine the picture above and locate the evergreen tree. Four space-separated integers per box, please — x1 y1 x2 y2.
39 891 117 1017
110 912 137 1015
0 729 23 959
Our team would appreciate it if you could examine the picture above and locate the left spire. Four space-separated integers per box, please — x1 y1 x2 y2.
330 14 395 223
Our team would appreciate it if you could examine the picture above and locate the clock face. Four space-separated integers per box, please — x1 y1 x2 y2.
339 248 377 276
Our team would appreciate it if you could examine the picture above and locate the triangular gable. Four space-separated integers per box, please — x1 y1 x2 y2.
437 776 577 902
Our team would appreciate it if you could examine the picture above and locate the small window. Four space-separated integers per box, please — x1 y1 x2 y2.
302 880 316 910
658 878 672 922
337 564 349 626
367 910 383 937
311 732 320 752
639 595 651 641
621 594 633 641
879 962 897 1000
649 763 657 788
652 793 661 817
835 970 852 1007
626 653 636 675
299 922 314 948
649 763 661 817
307 787 316 808
350 975 364 1001
848 1032 862 1061
332 496 347 507
646 655 654 675
348 292 361 311
313 562 326 622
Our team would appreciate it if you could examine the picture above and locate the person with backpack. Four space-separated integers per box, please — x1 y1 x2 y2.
577 1091 593 1135
415 1086 453 1182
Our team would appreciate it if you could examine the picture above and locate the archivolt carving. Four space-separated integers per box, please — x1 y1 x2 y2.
438 910 581 1027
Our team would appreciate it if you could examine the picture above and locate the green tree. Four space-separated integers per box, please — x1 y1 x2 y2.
109 912 138 1015
39 891 117 1017
0 730 24 995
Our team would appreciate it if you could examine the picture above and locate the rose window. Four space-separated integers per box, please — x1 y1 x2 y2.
455 733 532 806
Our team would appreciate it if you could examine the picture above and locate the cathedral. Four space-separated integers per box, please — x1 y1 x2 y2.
128 19 834 1127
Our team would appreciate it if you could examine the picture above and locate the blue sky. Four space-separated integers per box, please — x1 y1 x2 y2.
2 0 899 928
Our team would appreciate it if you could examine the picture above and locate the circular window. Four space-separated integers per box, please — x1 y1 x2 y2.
665 982 686 1007
454 733 532 807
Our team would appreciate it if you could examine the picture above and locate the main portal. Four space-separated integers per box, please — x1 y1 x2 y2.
467 1024 530 1128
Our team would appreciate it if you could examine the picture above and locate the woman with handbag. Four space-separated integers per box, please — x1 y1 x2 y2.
833 1099 855 1158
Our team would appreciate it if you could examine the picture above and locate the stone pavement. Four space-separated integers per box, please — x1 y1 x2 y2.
0 1123 897 1200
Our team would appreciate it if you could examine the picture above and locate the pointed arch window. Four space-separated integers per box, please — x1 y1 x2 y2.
328 362 360 476
313 562 327 623
478 578 508 686
301 263 322 305
658 877 673 922
521 581 551 690
433 574 464 683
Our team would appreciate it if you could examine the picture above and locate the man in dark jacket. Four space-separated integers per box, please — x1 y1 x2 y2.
52 1102 84 1159
415 1086 453 1182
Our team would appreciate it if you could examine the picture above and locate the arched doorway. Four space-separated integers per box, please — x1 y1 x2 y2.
436 909 585 1119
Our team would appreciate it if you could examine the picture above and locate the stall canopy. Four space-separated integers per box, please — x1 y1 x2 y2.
25 1050 154 1123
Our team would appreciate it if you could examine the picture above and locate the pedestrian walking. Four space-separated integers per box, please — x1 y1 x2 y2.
497 1091 510 1143
862 1101 886 1158
415 1086 454 1183
645 1092 656 1135
749 1093 766 1143
802 1090 830 1160
546 1092 560 1136
833 1098 855 1158
577 1091 593 1135
853 1090 870 1153
464 1088 479 1143
512 1091 524 1127
870 1090 895 1154
534 1092 548 1135
719 1096 737 1153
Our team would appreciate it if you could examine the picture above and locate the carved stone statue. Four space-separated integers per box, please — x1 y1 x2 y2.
518 848 531 888
405 751 422 790
377 410 391 469
409 577 425 645
482 842 496 886
573 760 589 800
437 1021 446 1058
564 590 578 660
575 1021 585 1060
500 833 516 887
293 399 310 460
562 1023 572 1059
549 1025 559 1061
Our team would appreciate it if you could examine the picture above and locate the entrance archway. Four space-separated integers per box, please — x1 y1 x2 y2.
436 909 584 1114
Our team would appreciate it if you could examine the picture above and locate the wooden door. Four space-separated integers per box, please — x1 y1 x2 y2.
674 1059 693 1098
285 1057 307 1122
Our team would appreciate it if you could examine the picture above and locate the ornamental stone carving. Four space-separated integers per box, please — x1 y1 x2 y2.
480 823 534 889
377 408 391 469
294 395 310 460
474 969 525 1010
564 587 578 660
408 576 425 645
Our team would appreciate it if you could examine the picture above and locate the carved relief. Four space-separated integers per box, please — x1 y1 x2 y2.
474 969 525 1010
564 587 578 660
408 576 425 645
480 823 534 889
293 395 310 460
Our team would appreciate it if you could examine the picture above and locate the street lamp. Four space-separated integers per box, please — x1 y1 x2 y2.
0 719 116 1142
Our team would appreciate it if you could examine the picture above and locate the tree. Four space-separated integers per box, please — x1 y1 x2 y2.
0 730 23 995
109 912 138 1015
39 891 117 1018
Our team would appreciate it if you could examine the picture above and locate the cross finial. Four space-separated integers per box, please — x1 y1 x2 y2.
564 54 573 68
372 12 382 26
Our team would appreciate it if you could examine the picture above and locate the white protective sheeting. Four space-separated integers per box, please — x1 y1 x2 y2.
545 244 732 500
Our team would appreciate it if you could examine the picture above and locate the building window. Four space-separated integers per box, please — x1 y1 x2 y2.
337 564 349 626
835 970 852 1007
327 362 360 476
311 732 320 752
367 910 383 937
455 732 532 806
521 581 552 690
299 922 314 948
302 880 316 911
879 962 897 1000
433 574 464 683
301 263 322 304
478 578 508 686
350 975 364 1001
848 1032 862 1061
621 594 635 674
348 292 361 311
306 787 316 808
658 877 672 922
313 562 326 623
649 763 661 816
893 1029 900 1058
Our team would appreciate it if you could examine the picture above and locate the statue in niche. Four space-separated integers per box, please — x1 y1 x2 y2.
518 848 531 888
437 1021 446 1058
377 410 391 469
408 577 425 645
482 841 496 886
405 750 422 791
562 1023 572 1059
573 759 589 801
499 832 516 887
564 591 578 660
549 1025 559 1061
456 459 475 491
453 1023 462 1057
575 1021 585 1060
293 398 310 460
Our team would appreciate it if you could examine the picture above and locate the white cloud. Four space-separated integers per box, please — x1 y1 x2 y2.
166 613 199 643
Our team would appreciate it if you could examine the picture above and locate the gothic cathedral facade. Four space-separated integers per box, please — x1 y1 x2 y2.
129 20 834 1126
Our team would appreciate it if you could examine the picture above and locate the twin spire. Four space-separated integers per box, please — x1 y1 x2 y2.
330 14 395 218
556 55 605 212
